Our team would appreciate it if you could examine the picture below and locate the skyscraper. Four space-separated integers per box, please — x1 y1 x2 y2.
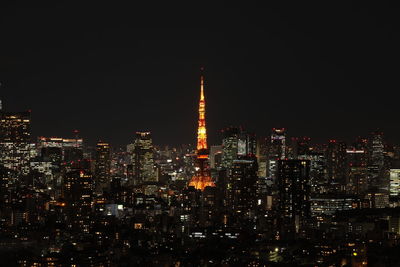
326 139 347 190
277 160 311 237
188 70 215 191
230 158 258 219
132 132 156 185
95 142 111 192
368 130 388 191
221 127 240 171
267 128 286 180
0 110 33 177
346 139 368 195
63 160 94 233
221 127 256 172
0 110 31 143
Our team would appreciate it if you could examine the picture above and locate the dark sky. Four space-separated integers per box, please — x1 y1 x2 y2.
1 2 400 147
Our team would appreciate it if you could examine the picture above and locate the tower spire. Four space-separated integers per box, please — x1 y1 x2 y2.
189 68 215 191
197 68 207 151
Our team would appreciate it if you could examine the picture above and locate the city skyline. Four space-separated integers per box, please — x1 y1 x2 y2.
2 2 400 146
3 3 400 266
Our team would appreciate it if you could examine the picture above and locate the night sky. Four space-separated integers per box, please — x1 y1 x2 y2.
1 2 400 147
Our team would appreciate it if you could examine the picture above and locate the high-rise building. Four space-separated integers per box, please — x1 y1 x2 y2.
229 158 258 220
277 160 310 237
37 136 83 163
0 111 31 143
95 142 111 192
291 136 311 159
299 152 326 194
346 147 368 195
267 128 286 180
188 70 215 191
389 169 400 197
256 136 268 178
221 127 240 171
132 132 156 185
63 161 94 233
209 145 222 169
221 127 256 173
0 110 33 177
368 130 388 191
326 140 347 190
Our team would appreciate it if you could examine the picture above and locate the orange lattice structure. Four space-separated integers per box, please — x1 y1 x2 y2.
188 69 216 191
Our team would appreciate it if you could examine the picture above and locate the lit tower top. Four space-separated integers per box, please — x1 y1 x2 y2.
197 71 207 152
189 69 215 191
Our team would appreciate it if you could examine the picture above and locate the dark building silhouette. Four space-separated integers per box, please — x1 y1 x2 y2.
95 141 111 192
277 159 310 238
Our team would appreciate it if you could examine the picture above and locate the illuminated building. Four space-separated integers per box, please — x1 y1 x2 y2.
365 191 389 208
0 110 33 177
346 147 368 195
221 126 256 173
209 145 222 169
277 160 310 236
369 131 385 168
267 128 286 180
29 161 53 184
132 132 156 185
389 216 400 234
221 127 240 171
311 195 355 216
0 111 31 143
256 136 268 178
291 136 311 158
229 158 258 219
368 130 388 191
37 135 83 163
63 160 94 233
188 70 215 191
298 152 326 194
95 141 111 192
0 165 13 205
389 168 400 197
0 142 34 176
326 140 347 190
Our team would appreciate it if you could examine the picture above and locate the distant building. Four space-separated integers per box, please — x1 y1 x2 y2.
209 145 222 169
277 159 310 236
368 130 388 191
365 191 389 208
347 147 368 195
291 136 311 159
132 132 156 185
311 195 356 216
37 136 83 163
229 158 258 219
221 127 256 173
326 140 347 188
0 111 31 143
256 136 267 178
390 169 400 197
63 161 93 233
267 128 286 180
95 142 111 192
0 110 33 177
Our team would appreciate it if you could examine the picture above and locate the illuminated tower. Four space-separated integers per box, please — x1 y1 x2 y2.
189 70 215 191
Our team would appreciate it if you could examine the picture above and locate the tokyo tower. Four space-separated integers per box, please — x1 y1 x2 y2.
188 69 216 191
